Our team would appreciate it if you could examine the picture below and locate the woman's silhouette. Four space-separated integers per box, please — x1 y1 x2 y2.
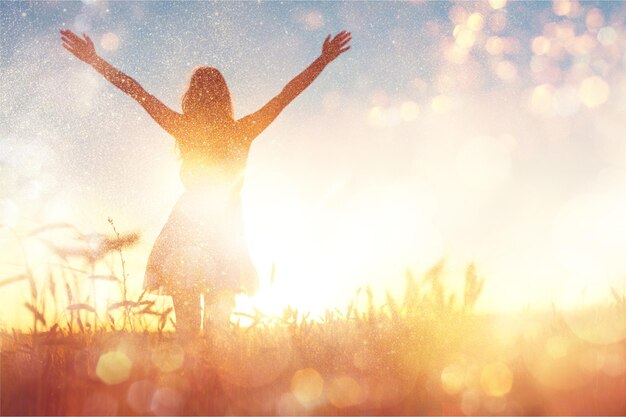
60 29 352 336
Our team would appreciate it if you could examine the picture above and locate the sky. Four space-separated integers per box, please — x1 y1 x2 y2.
2 0 626 327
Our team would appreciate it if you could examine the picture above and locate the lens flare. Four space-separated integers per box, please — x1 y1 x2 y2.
291 368 324 406
579 76 610 108
96 351 132 385
326 375 362 408
480 362 513 397
441 364 466 394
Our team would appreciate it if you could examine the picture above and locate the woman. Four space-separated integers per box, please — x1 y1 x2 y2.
60 28 352 336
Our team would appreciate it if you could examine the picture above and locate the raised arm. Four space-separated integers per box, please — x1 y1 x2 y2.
237 31 352 141
59 29 183 137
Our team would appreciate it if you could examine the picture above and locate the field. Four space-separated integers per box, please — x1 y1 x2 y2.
0 224 625 416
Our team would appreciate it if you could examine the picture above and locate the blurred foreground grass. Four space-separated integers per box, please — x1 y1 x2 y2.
0 223 625 415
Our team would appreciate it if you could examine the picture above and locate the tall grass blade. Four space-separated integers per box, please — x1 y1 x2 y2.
0 274 27 288
24 302 46 326
67 303 97 313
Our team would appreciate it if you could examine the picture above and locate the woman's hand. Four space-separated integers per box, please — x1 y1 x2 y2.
320 31 352 64
60 29 98 65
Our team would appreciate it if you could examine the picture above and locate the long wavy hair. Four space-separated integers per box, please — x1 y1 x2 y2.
178 67 234 156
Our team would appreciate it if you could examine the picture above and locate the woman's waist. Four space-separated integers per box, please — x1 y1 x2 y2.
181 176 243 194
178 184 242 204
180 163 244 190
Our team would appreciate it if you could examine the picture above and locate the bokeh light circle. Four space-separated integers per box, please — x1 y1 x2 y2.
96 350 132 385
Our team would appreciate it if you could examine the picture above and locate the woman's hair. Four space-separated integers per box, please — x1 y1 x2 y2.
181 66 234 124
176 66 234 156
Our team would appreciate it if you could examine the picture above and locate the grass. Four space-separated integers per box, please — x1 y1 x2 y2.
0 222 625 415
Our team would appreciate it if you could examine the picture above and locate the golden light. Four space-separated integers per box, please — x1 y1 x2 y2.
569 33 596 55
400 101 420 121
466 13 485 32
545 335 569 359
532 36 551 55
326 375 362 408
556 277 626 345
239 171 443 320
277 393 305 416
441 364 466 395
480 362 513 397
96 350 132 385
553 0 572 17
431 94 452 114
530 84 556 116
578 349 605 372
461 390 481 415
352 346 372 371
495 60 517 81
555 21 576 42
215 329 293 387
579 76 610 108
485 36 504 55
92 279 115 312
488 0 507 10
7 2 626 414
368 106 387 128
361 375 408 409
602 353 626 377
454 25 476 49
522 335 593 391
291 368 324 406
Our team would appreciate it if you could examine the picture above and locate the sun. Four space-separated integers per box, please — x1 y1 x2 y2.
237 179 445 319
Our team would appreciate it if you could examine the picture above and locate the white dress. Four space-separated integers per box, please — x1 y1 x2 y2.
143 127 258 296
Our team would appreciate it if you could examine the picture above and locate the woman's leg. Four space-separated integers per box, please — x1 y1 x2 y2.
171 289 201 337
203 288 236 331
